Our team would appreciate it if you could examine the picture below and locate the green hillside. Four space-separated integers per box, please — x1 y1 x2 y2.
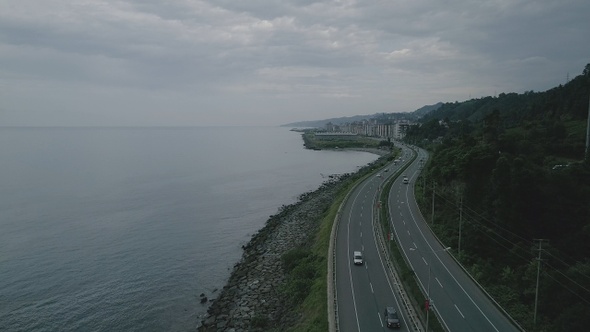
404 64 590 331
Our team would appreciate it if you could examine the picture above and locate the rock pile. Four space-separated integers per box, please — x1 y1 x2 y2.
197 177 349 332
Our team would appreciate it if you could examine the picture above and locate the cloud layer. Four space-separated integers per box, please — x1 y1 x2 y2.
1 0 589 126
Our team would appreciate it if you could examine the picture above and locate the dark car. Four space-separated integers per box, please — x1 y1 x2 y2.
384 306 400 328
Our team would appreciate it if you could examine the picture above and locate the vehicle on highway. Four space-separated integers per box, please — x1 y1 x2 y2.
384 306 401 328
353 251 363 265
402 176 409 184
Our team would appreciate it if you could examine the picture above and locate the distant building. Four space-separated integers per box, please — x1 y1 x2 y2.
324 118 412 140
393 121 410 139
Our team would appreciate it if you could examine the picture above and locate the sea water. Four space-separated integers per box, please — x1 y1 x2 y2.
0 126 378 332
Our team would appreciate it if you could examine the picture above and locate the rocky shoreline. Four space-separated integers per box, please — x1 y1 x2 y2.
196 178 345 331
197 149 390 331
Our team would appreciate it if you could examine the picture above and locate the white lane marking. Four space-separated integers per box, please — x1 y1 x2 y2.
455 304 465 318
345 174 378 332
370 282 374 293
377 312 383 327
413 242 417 248
402 219 406 225
436 277 443 288
360 232 363 238
422 257 428 266
402 167 500 332
407 230 411 236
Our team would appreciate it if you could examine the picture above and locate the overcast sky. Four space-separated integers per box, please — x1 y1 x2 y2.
1 0 589 126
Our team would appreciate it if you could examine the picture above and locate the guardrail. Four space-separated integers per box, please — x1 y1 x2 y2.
374 202 424 331
329 144 424 331
377 146 428 331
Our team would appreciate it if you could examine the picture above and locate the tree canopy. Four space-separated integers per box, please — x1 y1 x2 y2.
406 64 590 331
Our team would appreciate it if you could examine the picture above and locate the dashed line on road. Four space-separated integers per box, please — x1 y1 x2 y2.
422 257 428 266
370 282 374 293
436 277 443 288
455 304 465 318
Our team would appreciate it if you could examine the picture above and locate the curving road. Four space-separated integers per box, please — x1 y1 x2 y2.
334 145 521 331
335 146 415 331
388 146 521 332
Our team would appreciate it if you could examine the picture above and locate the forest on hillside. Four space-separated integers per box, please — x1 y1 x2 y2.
404 64 590 331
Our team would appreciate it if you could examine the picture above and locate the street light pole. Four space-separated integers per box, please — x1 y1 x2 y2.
410 246 451 332
426 258 431 331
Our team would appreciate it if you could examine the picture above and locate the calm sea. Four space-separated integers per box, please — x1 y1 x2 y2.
0 126 378 332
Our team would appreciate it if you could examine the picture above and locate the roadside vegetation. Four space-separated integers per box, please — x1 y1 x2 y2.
282 64 589 331
405 64 590 331
279 152 394 331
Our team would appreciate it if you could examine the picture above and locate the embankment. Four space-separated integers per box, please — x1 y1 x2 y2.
197 151 390 331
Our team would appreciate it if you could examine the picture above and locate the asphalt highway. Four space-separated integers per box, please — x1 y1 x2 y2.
335 146 414 331
388 146 520 332
334 145 521 332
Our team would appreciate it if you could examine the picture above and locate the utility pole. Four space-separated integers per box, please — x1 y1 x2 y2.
585 94 590 160
458 196 463 257
534 239 547 325
431 182 435 224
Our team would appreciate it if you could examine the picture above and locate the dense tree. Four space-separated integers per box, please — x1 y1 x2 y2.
407 64 590 331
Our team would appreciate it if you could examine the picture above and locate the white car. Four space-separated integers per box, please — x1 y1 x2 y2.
402 177 409 184
353 251 363 265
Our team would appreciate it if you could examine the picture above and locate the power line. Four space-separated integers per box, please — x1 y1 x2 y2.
542 250 590 282
434 190 532 245
533 239 546 325
543 271 590 307
544 261 590 295
470 223 532 263
461 209 533 255
427 180 590 314
433 191 533 256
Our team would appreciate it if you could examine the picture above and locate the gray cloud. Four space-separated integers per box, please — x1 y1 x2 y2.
1 0 588 126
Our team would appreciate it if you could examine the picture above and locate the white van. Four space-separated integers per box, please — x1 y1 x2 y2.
353 251 363 265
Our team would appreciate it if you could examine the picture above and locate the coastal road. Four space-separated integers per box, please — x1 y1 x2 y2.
387 146 521 331
334 145 414 331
